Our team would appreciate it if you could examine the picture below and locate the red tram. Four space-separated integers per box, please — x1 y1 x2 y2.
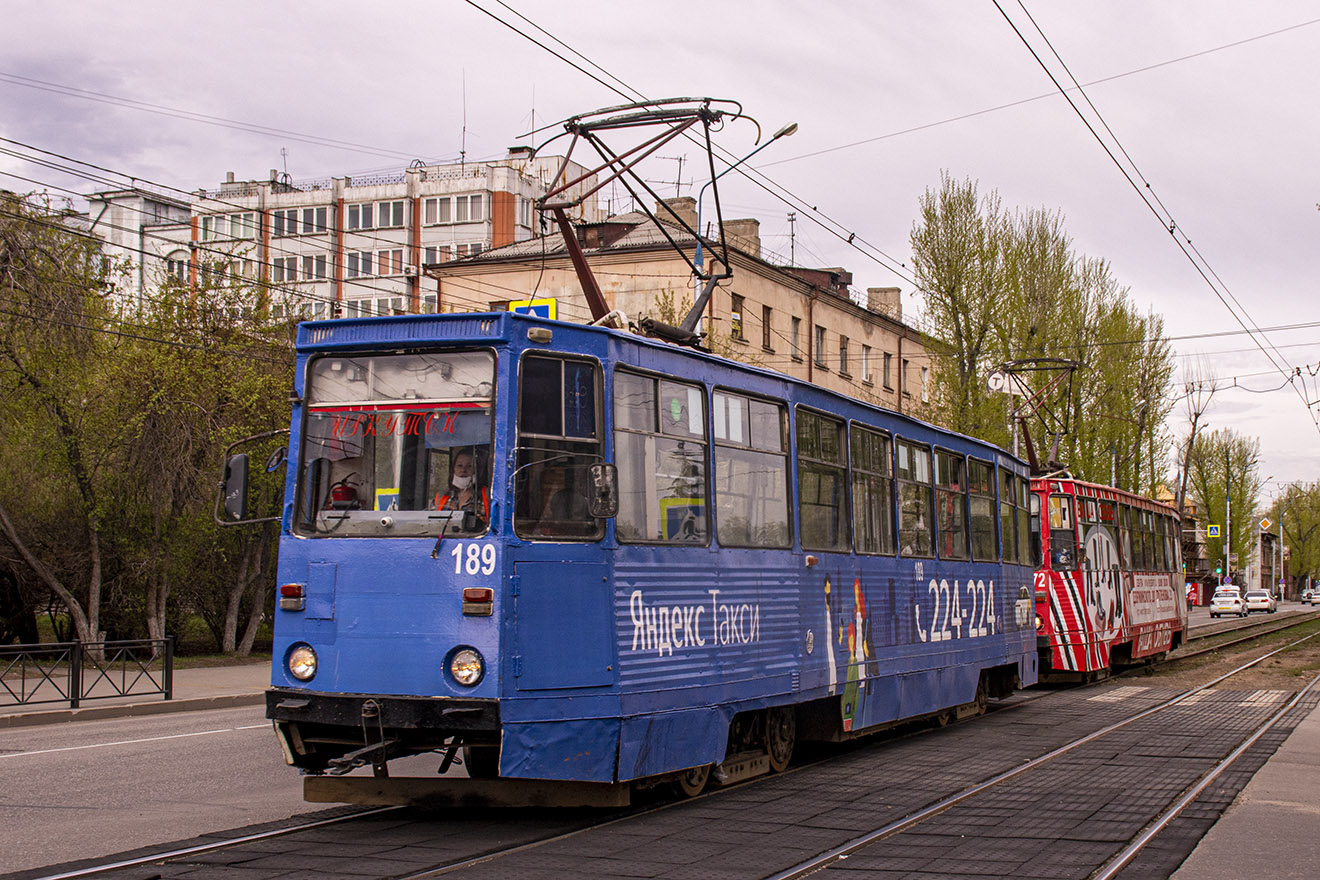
1032 477 1187 680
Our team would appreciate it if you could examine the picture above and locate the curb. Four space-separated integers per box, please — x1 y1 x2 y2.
0 693 267 729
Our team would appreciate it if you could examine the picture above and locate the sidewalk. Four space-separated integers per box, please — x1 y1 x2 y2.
0 660 269 728
1172 695 1320 878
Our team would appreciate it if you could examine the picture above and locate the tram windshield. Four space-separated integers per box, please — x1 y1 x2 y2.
295 351 495 537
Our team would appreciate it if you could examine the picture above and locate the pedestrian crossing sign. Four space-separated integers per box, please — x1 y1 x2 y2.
1206 524 1220 538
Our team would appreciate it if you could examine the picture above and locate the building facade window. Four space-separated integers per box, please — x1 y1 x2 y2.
790 317 801 360
165 253 188 281
730 293 744 341
272 256 298 283
814 325 827 368
377 248 404 276
200 215 225 241
301 206 328 234
920 365 930 403
762 305 773 350
839 335 850 376
455 194 484 223
300 254 327 280
883 352 893 389
229 213 256 240
861 345 872 384
517 196 533 228
273 208 298 237
346 251 373 278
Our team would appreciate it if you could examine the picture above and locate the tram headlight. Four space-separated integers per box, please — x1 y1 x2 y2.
287 644 318 681
1035 614 1044 632
449 647 485 686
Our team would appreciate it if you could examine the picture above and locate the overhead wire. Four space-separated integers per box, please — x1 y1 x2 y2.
993 0 1319 433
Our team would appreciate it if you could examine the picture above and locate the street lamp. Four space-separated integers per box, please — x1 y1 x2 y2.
692 121 798 279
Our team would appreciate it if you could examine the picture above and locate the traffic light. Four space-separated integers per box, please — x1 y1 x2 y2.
1215 564 1222 575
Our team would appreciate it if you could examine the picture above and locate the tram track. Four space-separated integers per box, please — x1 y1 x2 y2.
18 623 1320 880
762 630 1320 880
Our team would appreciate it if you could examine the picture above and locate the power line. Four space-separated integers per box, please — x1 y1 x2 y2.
993 0 1319 433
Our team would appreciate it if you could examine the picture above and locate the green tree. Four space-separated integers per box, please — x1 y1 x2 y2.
910 174 1175 490
1271 482 1320 590
1186 428 1263 580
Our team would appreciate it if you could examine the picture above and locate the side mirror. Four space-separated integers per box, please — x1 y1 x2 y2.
222 454 250 521
588 463 619 518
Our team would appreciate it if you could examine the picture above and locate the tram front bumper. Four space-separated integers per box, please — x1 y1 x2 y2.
266 687 500 769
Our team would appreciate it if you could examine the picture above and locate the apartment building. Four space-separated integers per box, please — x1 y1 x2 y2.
425 196 934 415
85 147 600 318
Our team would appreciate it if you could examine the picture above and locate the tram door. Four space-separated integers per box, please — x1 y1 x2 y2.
511 353 614 691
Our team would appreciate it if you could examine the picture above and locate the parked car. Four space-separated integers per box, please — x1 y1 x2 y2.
1244 590 1277 614
1210 589 1247 618
1303 588 1313 602
1309 590 1320 607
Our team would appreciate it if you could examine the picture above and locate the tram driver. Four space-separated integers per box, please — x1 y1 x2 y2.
434 447 489 526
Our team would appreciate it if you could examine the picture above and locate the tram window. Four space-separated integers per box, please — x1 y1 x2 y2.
896 440 933 557
713 391 790 548
1047 494 1078 569
296 351 495 538
967 459 996 562
1118 505 1133 569
1028 490 1042 568
934 449 969 561
998 469 1016 563
514 355 604 541
613 370 708 544
850 425 895 556
797 409 848 551
1016 475 1032 565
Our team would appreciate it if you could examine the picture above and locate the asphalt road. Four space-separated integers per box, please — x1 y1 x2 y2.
0 705 317 874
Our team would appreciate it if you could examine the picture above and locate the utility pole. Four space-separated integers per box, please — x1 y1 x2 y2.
788 211 796 265
1224 447 1231 584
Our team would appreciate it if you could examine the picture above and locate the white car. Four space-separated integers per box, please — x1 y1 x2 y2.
1210 589 1247 618
1310 591 1320 607
1244 590 1277 614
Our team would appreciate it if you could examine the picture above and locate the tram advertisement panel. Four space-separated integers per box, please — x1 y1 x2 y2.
1127 573 1178 626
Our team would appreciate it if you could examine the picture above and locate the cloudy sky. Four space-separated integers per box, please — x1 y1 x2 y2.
4 1 1317 493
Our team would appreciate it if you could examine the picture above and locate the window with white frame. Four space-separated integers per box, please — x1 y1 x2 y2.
861 345 872 383
376 248 404 276
424 245 454 265
346 251 373 278
166 253 188 282
423 294 438 313
301 254 327 280
883 352 893 389
790 317 801 360
273 208 298 237
376 296 404 316
454 194 484 223
229 213 256 240
423 196 451 225
517 196 533 227
272 256 298 283
814 325 827 368
347 203 374 231
200 215 225 241
377 200 404 228
301 206 328 234
839 335 850 376
920 365 930 403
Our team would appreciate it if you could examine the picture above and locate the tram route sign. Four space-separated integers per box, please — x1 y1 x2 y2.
1206 524 1221 538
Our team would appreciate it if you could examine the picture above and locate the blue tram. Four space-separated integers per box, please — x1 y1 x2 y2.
240 311 1037 796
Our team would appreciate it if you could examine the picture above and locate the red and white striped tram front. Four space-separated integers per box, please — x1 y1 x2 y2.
1032 478 1187 679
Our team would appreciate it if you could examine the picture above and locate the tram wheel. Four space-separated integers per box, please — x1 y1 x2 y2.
462 745 499 779
765 706 796 772
674 763 711 797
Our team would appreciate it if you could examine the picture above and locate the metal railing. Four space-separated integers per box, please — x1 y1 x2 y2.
0 637 174 709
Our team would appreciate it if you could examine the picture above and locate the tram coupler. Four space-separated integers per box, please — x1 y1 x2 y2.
326 738 400 776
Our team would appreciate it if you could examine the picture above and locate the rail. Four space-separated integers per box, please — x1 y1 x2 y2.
0 637 174 709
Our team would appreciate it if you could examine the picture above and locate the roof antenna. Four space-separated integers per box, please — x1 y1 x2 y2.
460 70 467 170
